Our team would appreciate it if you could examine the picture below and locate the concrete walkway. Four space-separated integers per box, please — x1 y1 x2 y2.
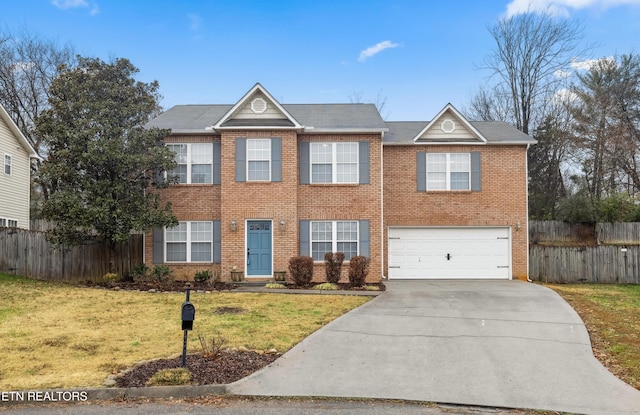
229 280 640 415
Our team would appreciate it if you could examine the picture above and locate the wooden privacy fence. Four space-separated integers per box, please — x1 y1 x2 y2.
529 245 640 284
0 227 143 282
529 221 640 283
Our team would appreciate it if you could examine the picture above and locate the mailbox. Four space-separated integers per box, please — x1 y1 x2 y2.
181 301 195 330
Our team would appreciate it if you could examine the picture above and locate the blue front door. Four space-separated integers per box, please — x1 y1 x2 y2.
247 221 272 276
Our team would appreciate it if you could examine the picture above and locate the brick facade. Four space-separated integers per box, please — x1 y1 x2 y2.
144 84 534 283
383 145 529 280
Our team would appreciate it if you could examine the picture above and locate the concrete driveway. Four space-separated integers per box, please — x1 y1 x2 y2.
229 280 640 415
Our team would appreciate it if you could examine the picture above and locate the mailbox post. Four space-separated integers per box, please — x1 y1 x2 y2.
181 283 195 367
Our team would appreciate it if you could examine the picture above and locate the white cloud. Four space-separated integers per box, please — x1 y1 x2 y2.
553 87 578 104
52 0 88 9
52 0 99 15
505 0 640 18
358 40 400 62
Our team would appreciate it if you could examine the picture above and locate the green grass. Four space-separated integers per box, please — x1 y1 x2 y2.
0 273 369 390
547 284 640 389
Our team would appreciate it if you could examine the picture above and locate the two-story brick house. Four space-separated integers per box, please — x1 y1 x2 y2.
145 83 535 282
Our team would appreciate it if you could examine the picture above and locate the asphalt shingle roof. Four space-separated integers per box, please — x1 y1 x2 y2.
146 104 535 145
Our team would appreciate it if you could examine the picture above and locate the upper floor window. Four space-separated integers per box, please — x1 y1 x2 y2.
235 138 281 183
247 139 271 181
310 142 358 184
167 143 213 184
426 153 470 191
4 154 11 175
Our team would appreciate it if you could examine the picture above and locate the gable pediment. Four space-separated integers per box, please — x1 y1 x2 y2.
214 83 302 129
413 104 486 144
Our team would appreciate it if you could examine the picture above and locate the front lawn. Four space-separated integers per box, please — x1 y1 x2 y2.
0 273 369 390
547 284 640 389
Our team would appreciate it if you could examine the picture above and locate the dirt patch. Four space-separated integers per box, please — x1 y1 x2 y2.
214 306 246 315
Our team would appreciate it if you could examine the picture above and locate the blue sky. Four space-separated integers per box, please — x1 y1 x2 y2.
3 0 640 120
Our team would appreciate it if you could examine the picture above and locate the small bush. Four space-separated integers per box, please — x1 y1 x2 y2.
194 269 212 283
198 331 227 362
103 273 119 283
150 265 173 282
348 256 370 287
128 264 148 282
146 368 191 386
288 256 314 287
363 285 380 291
324 252 345 284
314 282 338 290
265 282 287 289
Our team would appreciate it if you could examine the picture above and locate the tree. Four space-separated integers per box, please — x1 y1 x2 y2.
349 89 390 119
478 11 585 134
568 55 640 205
528 108 570 219
0 27 76 156
35 56 178 272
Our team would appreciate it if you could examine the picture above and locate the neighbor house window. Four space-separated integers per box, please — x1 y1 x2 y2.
165 221 212 262
0 218 17 227
247 139 271 181
310 221 358 261
4 154 11 175
426 153 470 190
166 143 213 184
310 143 358 184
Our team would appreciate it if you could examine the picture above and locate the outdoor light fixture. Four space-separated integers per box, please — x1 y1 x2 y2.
279 219 286 231
230 220 237 232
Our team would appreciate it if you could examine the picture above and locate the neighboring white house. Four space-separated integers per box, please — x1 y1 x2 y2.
0 103 39 229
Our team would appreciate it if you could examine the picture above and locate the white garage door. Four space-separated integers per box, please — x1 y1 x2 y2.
388 227 511 279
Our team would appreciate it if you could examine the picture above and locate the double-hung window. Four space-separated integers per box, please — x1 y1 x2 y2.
310 221 358 261
247 139 271 181
4 154 11 175
167 143 213 184
426 153 470 191
165 221 212 262
310 143 358 184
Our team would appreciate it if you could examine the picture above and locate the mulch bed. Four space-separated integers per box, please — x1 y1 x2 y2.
116 350 281 387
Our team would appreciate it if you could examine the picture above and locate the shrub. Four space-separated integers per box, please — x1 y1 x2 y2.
324 252 345 284
149 265 173 282
348 256 370 287
198 331 227 362
194 269 212 283
103 272 119 282
146 368 191 386
128 264 148 282
288 256 314 287
314 282 338 290
265 282 287 289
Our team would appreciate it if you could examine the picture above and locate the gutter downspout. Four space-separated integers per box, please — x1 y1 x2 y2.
525 143 532 282
380 132 385 280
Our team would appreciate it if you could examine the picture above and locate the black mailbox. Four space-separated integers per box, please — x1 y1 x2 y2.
181 301 195 330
